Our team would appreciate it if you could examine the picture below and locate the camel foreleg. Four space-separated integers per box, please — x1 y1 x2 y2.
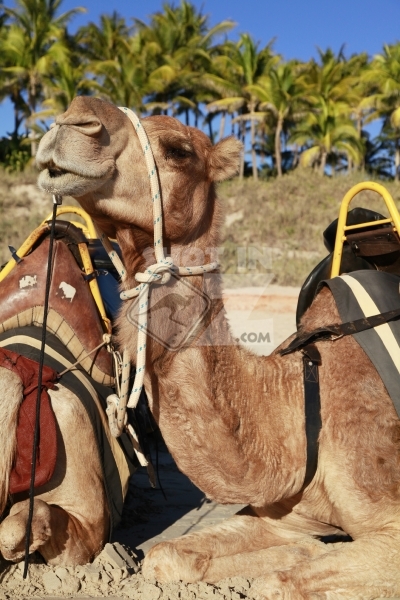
142 506 327 583
250 531 400 600
0 497 101 565
0 498 52 561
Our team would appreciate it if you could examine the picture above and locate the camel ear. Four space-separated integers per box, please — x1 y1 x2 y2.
208 137 243 182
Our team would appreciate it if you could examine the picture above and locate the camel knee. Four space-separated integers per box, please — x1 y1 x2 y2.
0 499 52 561
251 572 307 600
143 540 211 583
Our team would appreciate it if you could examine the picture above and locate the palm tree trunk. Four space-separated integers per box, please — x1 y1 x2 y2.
239 118 245 181
12 106 23 138
275 116 283 177
320 150 327 176
357 114 365 172
28 82 37 157
357 114 362 138
219 112 226 141
293 144 299 169
249 104 258 181
207 115 214 144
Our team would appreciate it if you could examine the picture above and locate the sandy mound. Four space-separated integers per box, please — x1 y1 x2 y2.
0 550 259 599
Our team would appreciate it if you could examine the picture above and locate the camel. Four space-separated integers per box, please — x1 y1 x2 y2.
35 96 400 599
0 355 111 564
0 230 135 566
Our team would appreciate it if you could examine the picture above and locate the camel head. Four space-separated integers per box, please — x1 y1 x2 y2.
36 97 242 251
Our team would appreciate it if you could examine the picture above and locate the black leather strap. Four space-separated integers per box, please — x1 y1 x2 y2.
302 344 322 489
281 306 400 356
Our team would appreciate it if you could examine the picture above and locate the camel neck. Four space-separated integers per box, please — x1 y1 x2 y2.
121 272 304 507
115 236 306 507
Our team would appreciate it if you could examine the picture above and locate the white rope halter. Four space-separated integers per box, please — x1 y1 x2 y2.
101 106 219 437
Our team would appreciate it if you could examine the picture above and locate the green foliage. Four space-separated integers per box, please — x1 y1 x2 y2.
0 0 399 178
0 135 31 172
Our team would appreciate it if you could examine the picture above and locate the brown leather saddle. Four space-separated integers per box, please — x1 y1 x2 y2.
0 221 115 385
296 207 400 327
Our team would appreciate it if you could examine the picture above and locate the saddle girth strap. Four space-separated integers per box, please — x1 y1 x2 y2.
302 344 322 489
280 306 400 356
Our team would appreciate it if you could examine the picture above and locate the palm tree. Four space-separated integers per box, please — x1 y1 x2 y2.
246 61 308 176
77 11 131 62
297 47 364 174
76 13 152 112
343 52 371 135
304 47 359 106
0 9 29 137
362 43 400 180
202 53 244 140
135 1 234 123
205 34 277 179
84 32 151 113
35 54 90 123
1 0 85 153
341 52 373 171
290 97 362 174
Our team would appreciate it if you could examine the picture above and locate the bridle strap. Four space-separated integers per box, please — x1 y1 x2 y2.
97 107 218 436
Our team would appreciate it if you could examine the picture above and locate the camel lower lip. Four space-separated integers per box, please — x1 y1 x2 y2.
37 169 104 196
39 168 88 185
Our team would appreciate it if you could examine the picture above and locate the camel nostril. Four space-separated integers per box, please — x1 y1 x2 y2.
55 114 103 137
72 120 102 136
79 121 100 129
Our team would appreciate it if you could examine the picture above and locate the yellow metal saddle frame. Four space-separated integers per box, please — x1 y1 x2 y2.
0 206 111 336
331 181 400 278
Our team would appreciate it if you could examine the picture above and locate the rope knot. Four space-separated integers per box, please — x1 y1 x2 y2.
135 258 174 286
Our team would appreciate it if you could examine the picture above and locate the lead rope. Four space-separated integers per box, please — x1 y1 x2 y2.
100 107 219 438
23 194 61 579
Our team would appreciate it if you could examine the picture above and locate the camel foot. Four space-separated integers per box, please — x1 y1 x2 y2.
143 541 211 583
250 570 399 600
0 499 52 561
250 572 310 600
252 572 338 600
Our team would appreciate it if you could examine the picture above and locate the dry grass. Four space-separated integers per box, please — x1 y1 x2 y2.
2 167 400 286
218 169 400 286
0 168 78 266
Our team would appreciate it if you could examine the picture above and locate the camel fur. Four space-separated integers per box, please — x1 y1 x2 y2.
36 96 400 599
0 372 109 564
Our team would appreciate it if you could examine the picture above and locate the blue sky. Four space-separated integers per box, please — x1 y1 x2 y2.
62 0 400 59
1 0 400 136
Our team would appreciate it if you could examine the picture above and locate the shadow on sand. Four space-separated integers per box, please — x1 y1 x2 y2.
112 439 205 559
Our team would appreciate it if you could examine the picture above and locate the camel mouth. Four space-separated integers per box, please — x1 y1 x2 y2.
48 166 69 178
38 167 106 197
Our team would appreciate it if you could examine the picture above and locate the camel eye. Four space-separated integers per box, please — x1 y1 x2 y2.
165 146 192 160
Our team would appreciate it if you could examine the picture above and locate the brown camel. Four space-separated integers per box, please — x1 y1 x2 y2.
0 233 134 565
0 371 111 565
36 96 400 599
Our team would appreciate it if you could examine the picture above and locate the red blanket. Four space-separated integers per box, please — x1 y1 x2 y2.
0 347 58 494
